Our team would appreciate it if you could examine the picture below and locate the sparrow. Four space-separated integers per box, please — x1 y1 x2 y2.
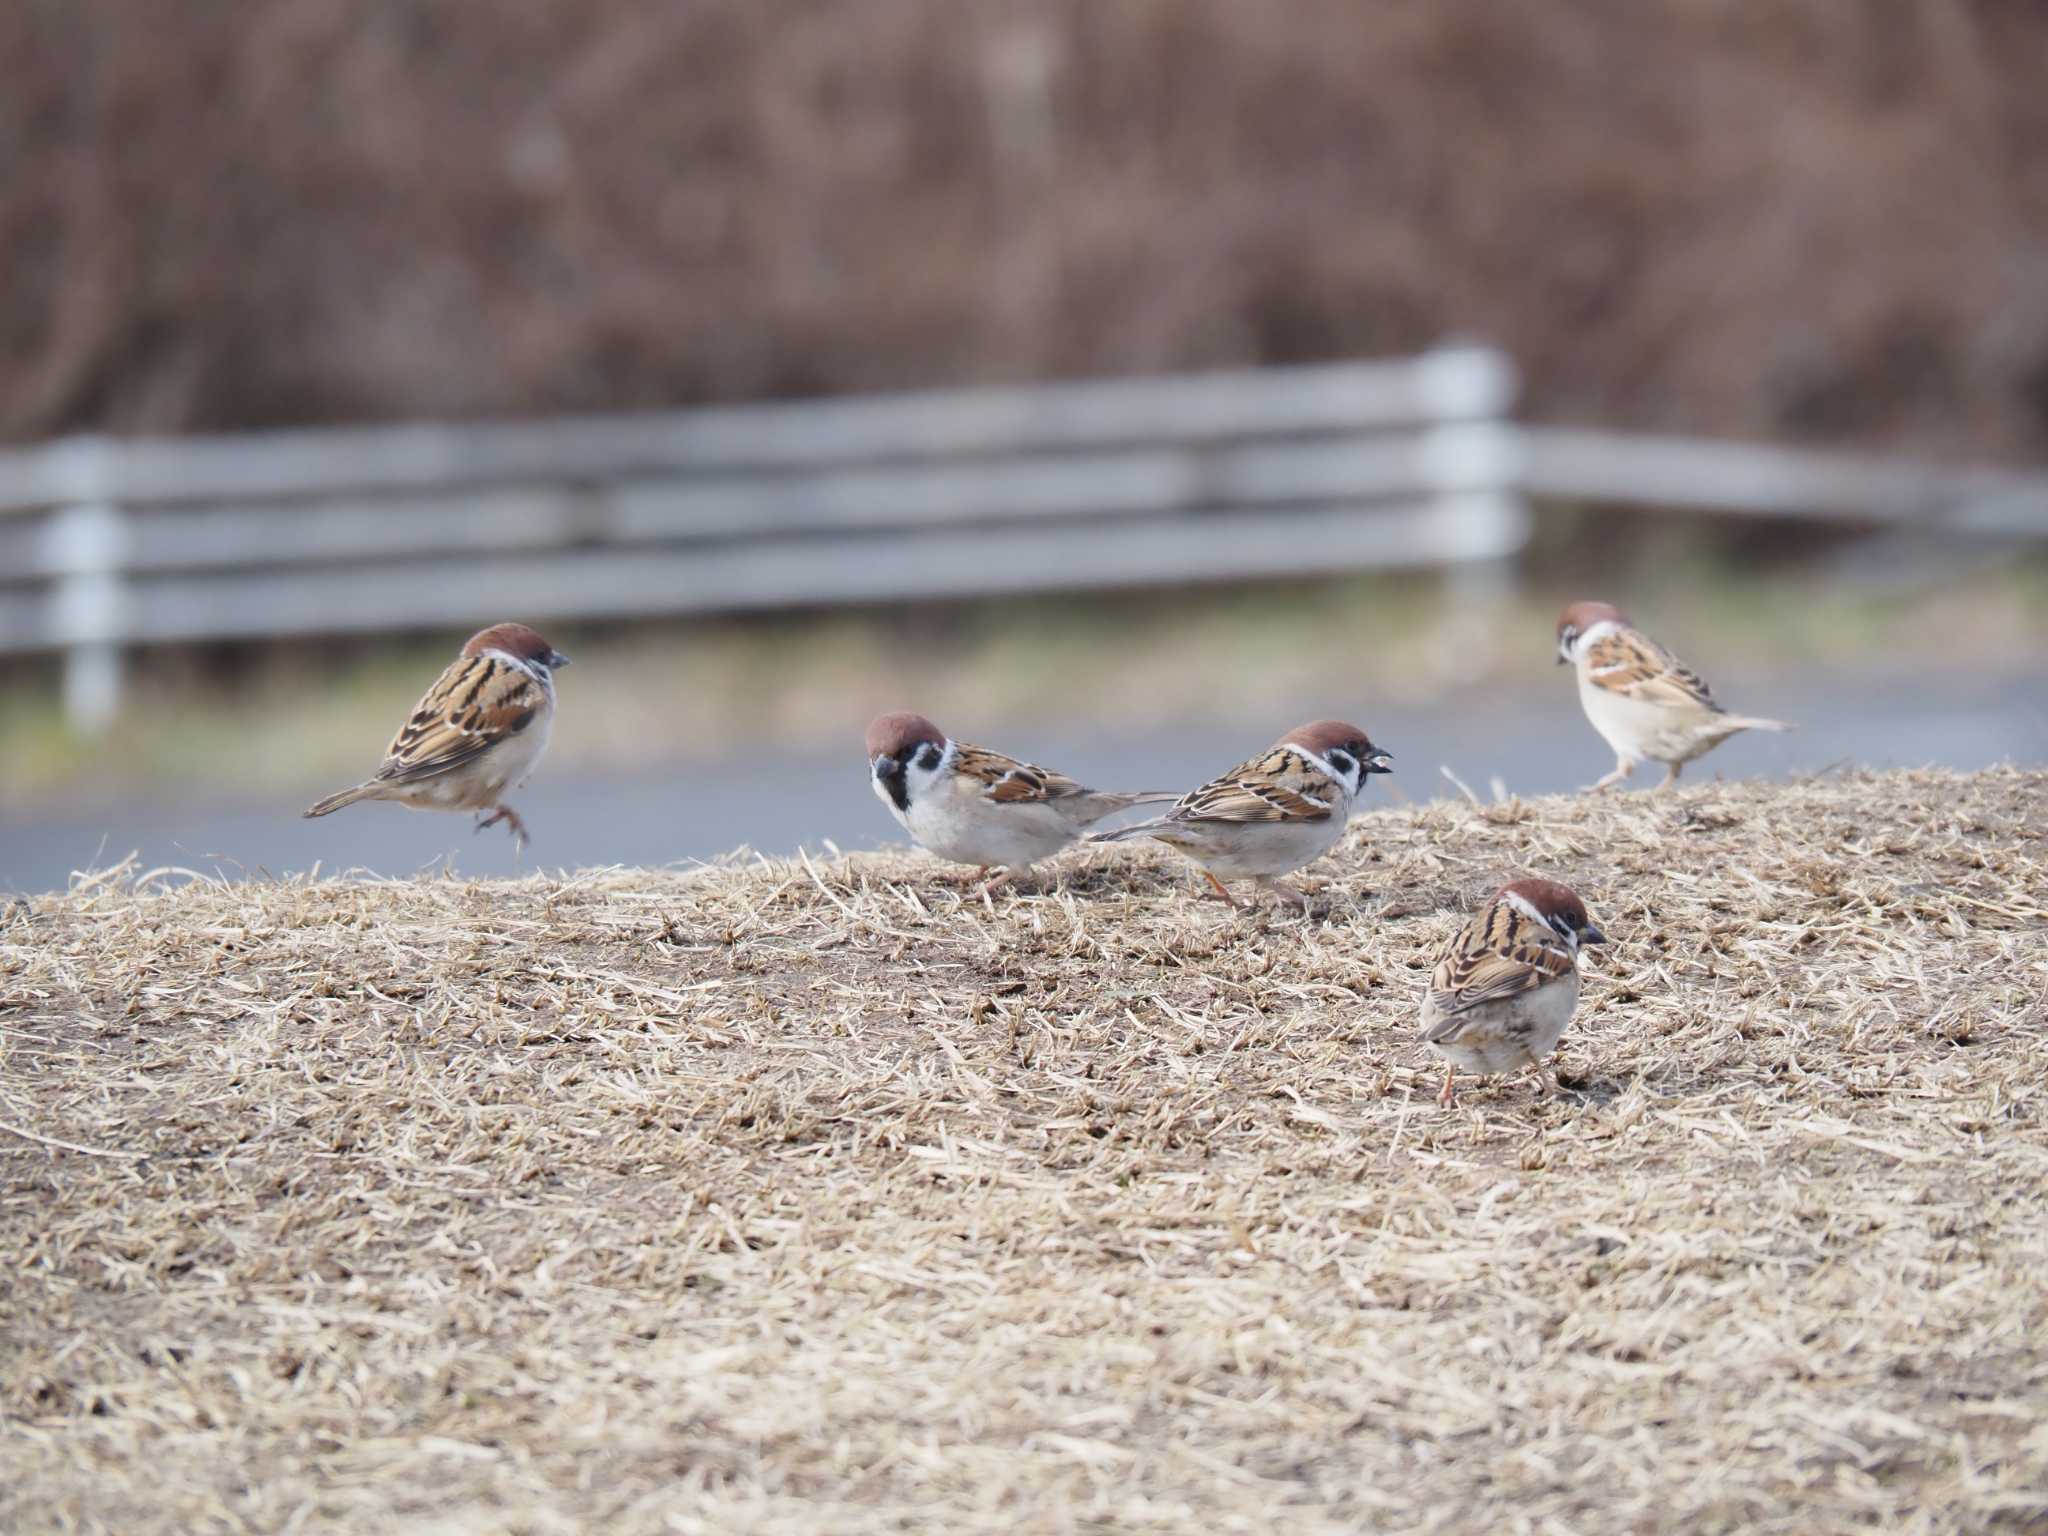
1086 720 1392 908
865 712 1177 890
303 622 570 849
1556 600 1792 792
1419 877 1606 1106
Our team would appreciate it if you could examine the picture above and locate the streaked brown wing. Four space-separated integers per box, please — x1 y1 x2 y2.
951 742 1088 804
1422 901 1574 1036
1584 627 1721 713
375 654 546 785
1170 746 1337 824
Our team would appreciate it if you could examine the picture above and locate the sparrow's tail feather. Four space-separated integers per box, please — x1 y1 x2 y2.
1095 790 1182 811
1085 817 1170 845
303 782 380 818
1723 716 1794 734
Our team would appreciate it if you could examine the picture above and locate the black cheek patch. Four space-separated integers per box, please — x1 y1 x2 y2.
881 766 911 813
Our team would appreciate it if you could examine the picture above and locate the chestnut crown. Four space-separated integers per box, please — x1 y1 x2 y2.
463 622 568 669
866 711 947 763
1279 719 1393 780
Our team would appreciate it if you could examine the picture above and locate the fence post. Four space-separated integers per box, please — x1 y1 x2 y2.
1414 344 1528 600
41 437 130 734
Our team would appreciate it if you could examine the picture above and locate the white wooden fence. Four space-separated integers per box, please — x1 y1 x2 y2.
3 343 2045 731
0 346 1525 728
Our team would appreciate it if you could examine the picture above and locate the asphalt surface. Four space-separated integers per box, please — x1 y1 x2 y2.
3 676 2042 893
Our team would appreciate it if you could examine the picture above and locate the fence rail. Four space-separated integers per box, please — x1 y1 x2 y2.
2 344 2045 730
1520 427 2048 532
0 346 1528 728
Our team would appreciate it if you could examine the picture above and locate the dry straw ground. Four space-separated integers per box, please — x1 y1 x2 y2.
3 768 2045 1533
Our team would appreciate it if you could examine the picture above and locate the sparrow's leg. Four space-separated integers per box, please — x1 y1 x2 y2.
1658 760 1684 791
1586 757 1634 794
1438 1063 1457 1107
975 868 1015 898
1256 875 1311 911
1199 869 1241 908
476 804 530 850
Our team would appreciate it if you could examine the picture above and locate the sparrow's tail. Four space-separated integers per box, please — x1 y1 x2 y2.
1085 817 1171 845
1721 715 1794 734
303 782 380 818
1093 789 1181 812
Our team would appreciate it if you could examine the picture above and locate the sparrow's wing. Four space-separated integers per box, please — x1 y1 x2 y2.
951 742 1090 804
373 653 548 785
1422 901 1575 1036
1583 626 1722 714
1168 746 1340 824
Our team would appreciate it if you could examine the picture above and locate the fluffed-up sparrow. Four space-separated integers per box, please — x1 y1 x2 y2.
1420 877 1606 1106
866 712 1176 890
303 622 569 848
1086 719 1392 908
1556 600 1791 792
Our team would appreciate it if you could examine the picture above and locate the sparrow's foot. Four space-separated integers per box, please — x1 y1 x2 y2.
476 804 530 850
1658 762 1684 791
1585 760 1635 795
1199 869 1241 908
974 869 1015 899
1438 1064 1457 1108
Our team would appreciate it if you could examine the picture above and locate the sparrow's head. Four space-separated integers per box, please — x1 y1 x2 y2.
1498 877 1606 951
866 711 949 814
1556 601 1625 666
1280 719 1394 795
465 622 571 673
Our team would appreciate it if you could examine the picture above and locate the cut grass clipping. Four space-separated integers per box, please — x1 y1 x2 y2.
3 768 2045 1534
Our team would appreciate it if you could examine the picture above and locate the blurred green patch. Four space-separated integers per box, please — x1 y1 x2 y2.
2 542 2042 812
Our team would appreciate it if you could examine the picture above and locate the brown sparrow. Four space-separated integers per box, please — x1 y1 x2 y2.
303 622 569 848
1557 600 1791 792
1420 877 1606 1106
866 712 1176 889
1086 720 1392 908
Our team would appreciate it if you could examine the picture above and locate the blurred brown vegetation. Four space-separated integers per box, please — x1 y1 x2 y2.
5 0 2048 454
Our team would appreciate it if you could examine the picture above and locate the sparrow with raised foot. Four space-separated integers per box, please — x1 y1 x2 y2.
866 712 1176 891
1556 600 1791 792
1086 719 1392 909
303 622 569 849
1420 877 1606 1106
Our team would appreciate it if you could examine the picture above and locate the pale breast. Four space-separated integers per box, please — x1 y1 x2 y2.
903 773 1078 869
1161 812 1348 879
1423 969 1580 1075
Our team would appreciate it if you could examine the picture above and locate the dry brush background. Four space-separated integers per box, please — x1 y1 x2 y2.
8 1 2048 455
3 768 2045 1532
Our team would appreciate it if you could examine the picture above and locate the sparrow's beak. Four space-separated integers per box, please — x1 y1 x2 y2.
1556 653 1569 666
1365 749 1394 775
1580 925 1607 946
872 753 900 780
548 650 572 669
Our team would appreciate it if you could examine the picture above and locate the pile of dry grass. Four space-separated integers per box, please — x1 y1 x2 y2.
3 768 2044 1532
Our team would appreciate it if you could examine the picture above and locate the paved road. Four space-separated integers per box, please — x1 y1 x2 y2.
3 676 2042 893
